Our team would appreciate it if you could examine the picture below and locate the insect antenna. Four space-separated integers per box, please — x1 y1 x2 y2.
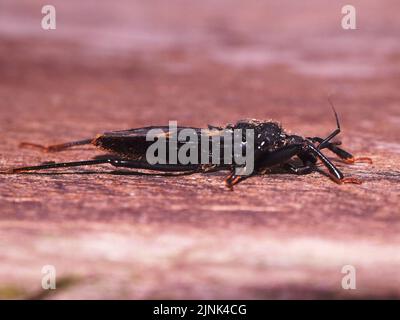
317 97 341 150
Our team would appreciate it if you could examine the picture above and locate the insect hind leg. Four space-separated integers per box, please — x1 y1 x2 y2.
108 159 201 172
5 158 110 173
5 157 201 174
19 138 93 152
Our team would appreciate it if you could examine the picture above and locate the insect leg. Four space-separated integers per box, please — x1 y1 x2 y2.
6 159 110 173
309 137 372 164
225 144 304 189
19 138 93 152
305 143 361 184
224 171 251 190
256 144 304 168
283 163 314 175
5 158 201 174
107 159 201 172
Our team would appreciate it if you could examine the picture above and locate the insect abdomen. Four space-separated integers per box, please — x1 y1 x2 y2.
93 135 151 160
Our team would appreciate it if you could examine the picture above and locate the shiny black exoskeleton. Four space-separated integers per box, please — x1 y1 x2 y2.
5 105 372 189
220 116 368 187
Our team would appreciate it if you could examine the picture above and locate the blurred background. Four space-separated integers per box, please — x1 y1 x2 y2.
0 0 399 299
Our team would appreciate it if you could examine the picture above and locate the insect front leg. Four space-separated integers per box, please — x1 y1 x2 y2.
225 144 304 189
304 143 362 184
308 137 372 164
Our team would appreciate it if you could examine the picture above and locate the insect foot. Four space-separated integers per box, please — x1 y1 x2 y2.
326 176 362 185
340 177 363 184
224 172 247 191
343 157 373 164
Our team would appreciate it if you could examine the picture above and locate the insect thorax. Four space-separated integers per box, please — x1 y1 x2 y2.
231 119 288 152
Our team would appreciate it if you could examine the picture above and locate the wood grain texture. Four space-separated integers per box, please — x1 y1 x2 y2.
0 0 399 299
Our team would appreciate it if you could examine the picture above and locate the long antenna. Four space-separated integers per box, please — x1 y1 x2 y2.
317 97 341 150
327 96 340 132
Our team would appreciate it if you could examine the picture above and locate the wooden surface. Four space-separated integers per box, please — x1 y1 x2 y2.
0 0 400 299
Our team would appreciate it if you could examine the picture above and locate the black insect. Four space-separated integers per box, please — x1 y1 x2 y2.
5 104 371 189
